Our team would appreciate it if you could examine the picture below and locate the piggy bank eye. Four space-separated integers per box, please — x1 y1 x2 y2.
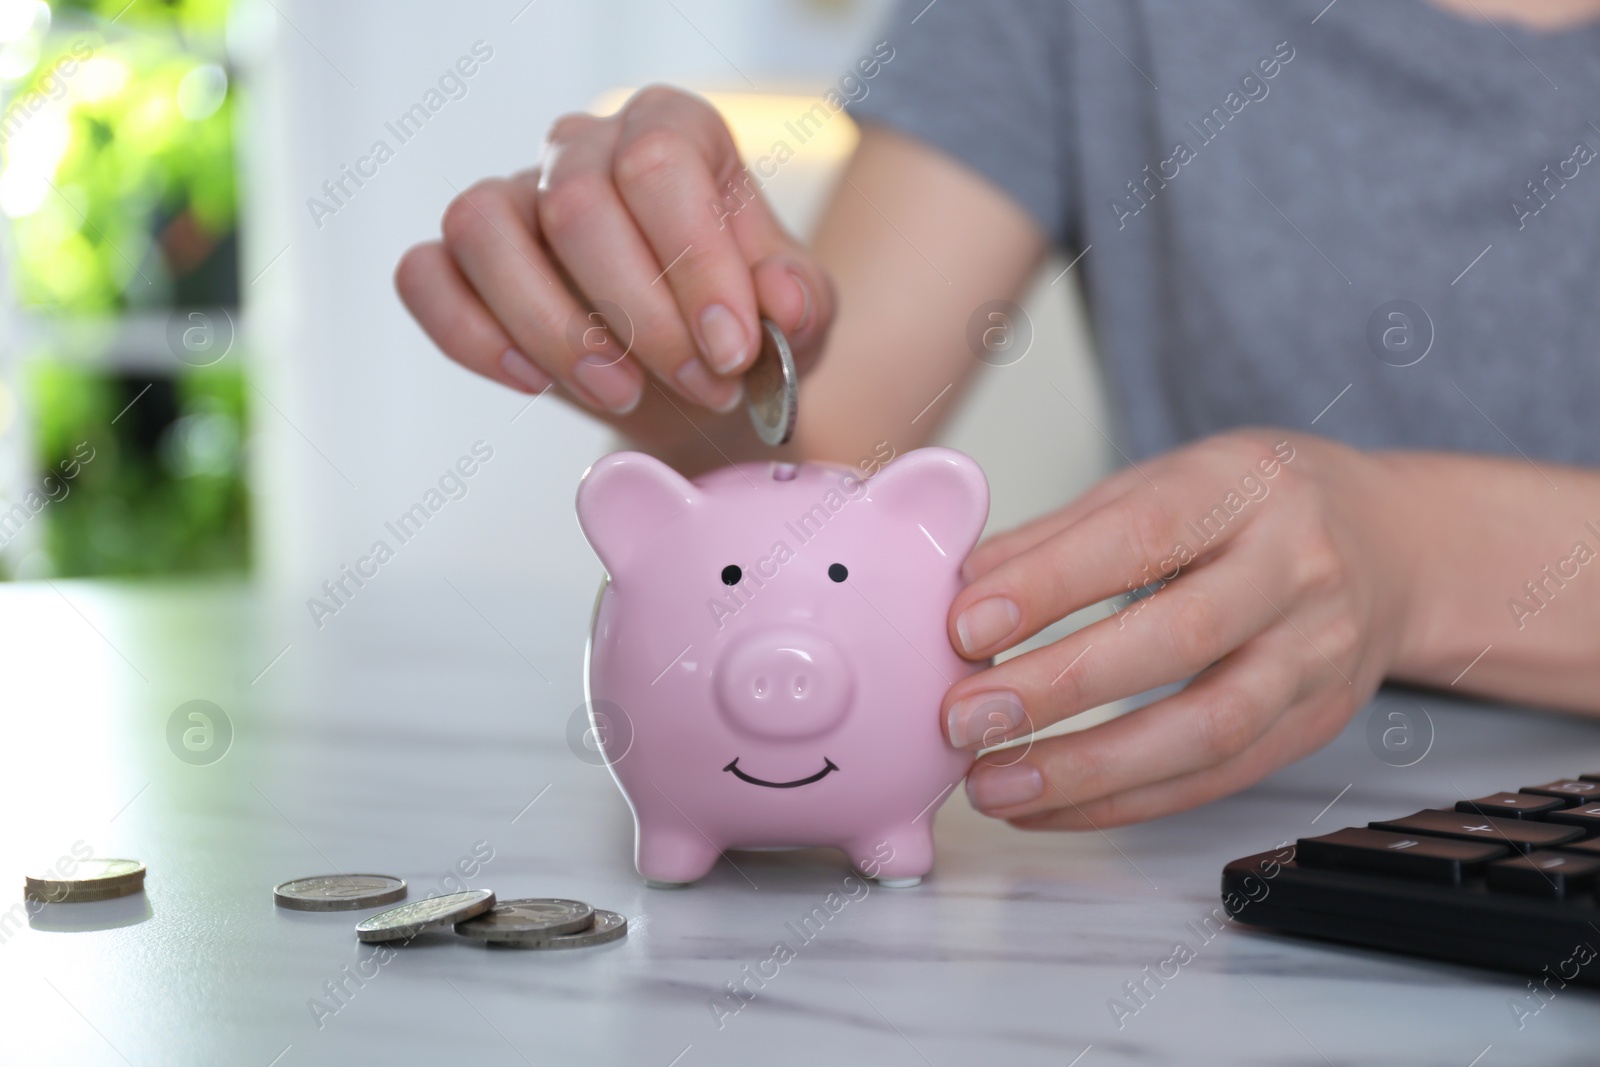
721 565 742 586
828 563 848 583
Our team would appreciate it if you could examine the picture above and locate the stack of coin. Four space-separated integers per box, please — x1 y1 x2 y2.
24 859 145 903
16 862 628 956
271 874 627 950
452 897 628 950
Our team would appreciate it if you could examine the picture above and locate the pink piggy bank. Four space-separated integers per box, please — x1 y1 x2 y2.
576 447 989 887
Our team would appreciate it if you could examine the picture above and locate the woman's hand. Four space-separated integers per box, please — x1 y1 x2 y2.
394 85 834 433
943 430 1422 829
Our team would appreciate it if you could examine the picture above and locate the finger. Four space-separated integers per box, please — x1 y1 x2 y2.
612 89 763 378
442 177 641 414
406 169 602 405
1003 688 1350 831
503 166 542 226
616 89 830 379
961 465 1147 582
961 627 1305 820
943 550 1287 748
728 170 833 375
537 113 741 412
750 250 835 377
394 240 554 395
948 448 1275 658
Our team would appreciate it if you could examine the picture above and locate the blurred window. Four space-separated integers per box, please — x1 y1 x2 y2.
0 0 246 579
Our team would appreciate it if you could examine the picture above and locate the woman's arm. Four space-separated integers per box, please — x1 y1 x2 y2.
1382 450 1600 713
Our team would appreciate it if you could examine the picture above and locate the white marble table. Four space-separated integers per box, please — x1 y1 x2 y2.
2 577 1598 1067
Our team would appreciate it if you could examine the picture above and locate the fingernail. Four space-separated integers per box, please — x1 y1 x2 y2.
573 353 643 415
787 269 813 335
674 358 744 412
966 763 1043 811
946 690 1025 748
698 303 749 374
500 348 552 394
955 596 1021 655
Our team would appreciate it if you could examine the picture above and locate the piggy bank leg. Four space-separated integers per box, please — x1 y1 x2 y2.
845 823 935 888
635 819 722 887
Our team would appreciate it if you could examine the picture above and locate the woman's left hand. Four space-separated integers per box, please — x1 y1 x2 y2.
943 429 1420 829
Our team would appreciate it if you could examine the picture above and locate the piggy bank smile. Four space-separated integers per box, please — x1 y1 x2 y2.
723 756 840 789
577 447 989 887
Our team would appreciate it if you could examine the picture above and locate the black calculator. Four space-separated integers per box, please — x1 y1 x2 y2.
1221 776 1600 984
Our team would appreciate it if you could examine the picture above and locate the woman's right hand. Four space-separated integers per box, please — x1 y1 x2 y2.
395 85 835 429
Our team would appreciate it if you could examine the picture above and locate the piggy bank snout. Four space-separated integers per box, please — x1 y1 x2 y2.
714 628 854 739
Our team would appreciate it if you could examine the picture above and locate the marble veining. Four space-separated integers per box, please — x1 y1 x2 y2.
0 580 1597 1066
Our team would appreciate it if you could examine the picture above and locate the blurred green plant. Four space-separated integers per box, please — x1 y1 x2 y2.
2 0 248 579
54 0 229 32
28 360 248 577
1 2 236 310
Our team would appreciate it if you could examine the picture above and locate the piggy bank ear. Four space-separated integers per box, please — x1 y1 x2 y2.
862 447 989 562
576 452 701 575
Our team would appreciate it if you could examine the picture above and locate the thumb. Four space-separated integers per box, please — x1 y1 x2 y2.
750 251 835 378
719 173 835 377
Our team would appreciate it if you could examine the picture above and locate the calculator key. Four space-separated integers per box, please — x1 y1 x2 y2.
1370 810 1583 854
1579 774 1600 782
1485 851 1600 899
1455 792 1566 819
1546 804 1600 832
1296 827 1507 885
1556 837 1600 858
1520 780 1600 803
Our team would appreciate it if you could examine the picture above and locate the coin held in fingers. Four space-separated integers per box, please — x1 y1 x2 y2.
745 318 797 447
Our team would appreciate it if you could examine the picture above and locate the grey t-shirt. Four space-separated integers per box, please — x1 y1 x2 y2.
848 0 1600 463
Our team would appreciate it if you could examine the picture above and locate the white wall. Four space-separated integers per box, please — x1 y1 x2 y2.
240 0 1111 625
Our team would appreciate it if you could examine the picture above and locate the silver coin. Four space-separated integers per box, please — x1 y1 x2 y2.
745 318 797 447
274 874 407 912
355 889 496 942
485 908 628 950
25 859 146 904
453 897 594 940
